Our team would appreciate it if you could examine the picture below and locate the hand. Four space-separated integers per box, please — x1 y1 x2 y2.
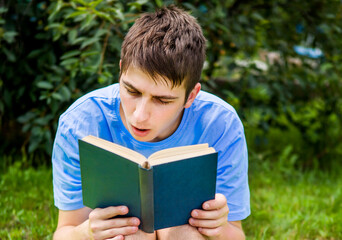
189 193 229 239
88 206 140 240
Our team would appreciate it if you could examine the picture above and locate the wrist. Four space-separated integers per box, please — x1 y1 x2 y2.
78 219 92 240
53 222 90 240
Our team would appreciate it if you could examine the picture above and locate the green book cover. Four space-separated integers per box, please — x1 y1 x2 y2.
79 135 218 233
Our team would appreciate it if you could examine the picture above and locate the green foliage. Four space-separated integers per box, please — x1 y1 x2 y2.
1 0 342 168
0 0 157 160
190 0 342 169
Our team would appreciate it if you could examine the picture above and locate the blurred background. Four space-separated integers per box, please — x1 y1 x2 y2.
1 0 341 239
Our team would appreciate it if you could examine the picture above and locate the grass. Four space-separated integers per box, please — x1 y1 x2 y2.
0 162 57 239
244 154 342 239
0 159 341 239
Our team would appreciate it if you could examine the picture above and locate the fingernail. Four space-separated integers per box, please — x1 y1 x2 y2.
131 218 139 225
192 211 198 217
120 206 128 213
203 203 209 209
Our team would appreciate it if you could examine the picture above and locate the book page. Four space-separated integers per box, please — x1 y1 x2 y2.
149 146 216 166
82 136 147 165
148 144 209 160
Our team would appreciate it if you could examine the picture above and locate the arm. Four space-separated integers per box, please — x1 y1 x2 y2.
53 206 140 240
189 194 245 240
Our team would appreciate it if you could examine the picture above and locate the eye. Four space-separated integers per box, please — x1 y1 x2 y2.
126 88 140 95
156 98 172 105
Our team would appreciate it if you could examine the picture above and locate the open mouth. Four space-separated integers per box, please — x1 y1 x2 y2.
131 125 150 137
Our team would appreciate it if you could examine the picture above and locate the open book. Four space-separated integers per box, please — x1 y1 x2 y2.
79 135 218 233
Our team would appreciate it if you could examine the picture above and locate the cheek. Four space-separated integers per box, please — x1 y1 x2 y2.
154 106 182 126
121 94 134 113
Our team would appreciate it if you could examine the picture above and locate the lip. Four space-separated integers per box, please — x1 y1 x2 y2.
131 125 151 137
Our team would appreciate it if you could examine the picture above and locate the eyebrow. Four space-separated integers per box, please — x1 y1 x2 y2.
122 79 179 100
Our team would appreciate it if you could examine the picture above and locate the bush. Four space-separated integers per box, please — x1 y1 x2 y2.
1 0 341 169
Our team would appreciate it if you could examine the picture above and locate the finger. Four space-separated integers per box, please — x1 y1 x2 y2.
189 217 226 228
202 193 227 210
98 217 140 230
96 226 138 239
90 206 129 220
197 226 223 237
191 204 228 220
112 235 124 240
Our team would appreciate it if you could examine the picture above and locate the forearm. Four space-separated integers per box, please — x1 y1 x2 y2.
53 220 89 240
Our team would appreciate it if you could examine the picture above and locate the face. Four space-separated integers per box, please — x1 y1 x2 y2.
119 66 200 142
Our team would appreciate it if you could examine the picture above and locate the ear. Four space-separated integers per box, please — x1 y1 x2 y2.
184 83 201 108
119 59 122 69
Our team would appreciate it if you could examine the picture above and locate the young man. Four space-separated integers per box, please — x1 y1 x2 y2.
52 6 250 240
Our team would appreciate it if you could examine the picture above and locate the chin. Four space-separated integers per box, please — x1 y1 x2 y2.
132 134 154 142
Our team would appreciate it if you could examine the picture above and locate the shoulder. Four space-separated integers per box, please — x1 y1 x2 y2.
59 84 119 122
62 84 119 116
56 84 120 138
186 90 245 146
192 90 243 128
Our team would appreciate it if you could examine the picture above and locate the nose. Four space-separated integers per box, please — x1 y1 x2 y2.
133 98 150 123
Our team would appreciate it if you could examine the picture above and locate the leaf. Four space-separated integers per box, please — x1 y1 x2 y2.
71 36 86 45
39 95 48 100
0 7 8 14
66 11 88 19
80 50 100 58
95 29 109 38
68 29 78 43
80 37 99 49
251 12 263 21
80 14 96 31
52 31 62 41
114 9 125 21
73 0 88 6
52 92 63 101
55 0 63 12
46 23 63 30
61 50 81 60
2 47 16 62
93 10 115 24
37 81 54 89
155 0 163 7
17 112 37 123
48 0 64 21
89 0 103 8
60 86 71 101
3 31 18 43
128 0 149 9
28 140 40 153
60 58 79 66
27 49 45 59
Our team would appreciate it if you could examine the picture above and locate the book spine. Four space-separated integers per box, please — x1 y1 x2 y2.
138 165 154 233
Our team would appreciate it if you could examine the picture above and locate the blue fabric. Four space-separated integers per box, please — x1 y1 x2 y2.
52 83 250 221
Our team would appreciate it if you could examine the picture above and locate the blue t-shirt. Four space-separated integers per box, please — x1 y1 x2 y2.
52 83 250 221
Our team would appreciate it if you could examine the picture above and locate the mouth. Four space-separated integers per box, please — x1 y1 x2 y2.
131 125 151 137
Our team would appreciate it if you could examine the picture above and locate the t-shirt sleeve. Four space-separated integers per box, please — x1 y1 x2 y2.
52 118 84 210
213 112 250 221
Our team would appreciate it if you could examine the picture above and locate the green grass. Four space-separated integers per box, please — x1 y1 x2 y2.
244 156 342 239
0 160 341 239
0 163 57 239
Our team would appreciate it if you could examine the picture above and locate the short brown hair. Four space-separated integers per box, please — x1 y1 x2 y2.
120 5 206 99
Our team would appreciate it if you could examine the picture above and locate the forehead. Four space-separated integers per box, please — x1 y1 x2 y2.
121 67 187 94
